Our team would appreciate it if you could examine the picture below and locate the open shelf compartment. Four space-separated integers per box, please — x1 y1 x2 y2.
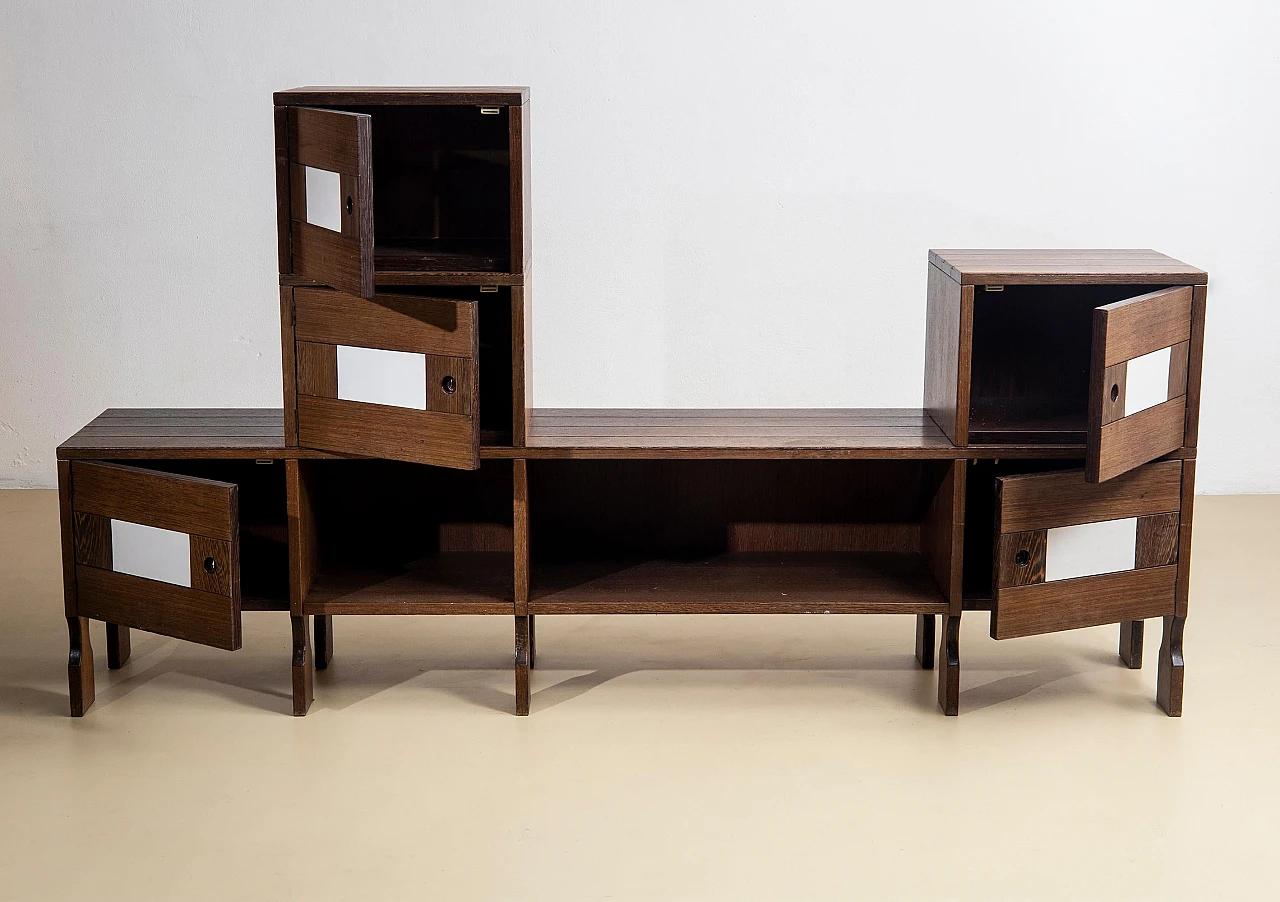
527 459 960 615
297 459 515 614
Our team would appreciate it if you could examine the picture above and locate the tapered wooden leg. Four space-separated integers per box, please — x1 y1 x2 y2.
314 614 333 670
515 615 531 716
937 614 960 716
1119 619 1144 669
291 615 313 716
915 614 935 669
528 614 536 669
106 623 131 669
68 616 95 716
1157 615 1185 716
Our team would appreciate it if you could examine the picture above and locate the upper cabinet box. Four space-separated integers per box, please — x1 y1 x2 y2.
274 87 531 297
924 250 1207 482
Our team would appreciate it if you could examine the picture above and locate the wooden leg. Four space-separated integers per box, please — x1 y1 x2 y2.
314 614 333 670
528 614 536 669
915 614 935 669
106 623 131 670
1157 615 1185 716
937 614 960 716
68 616 95 716
291 615 313 716
1119 619 1144 669
515 615 531 716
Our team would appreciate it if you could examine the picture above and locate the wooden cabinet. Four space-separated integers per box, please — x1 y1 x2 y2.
54 87 1206 721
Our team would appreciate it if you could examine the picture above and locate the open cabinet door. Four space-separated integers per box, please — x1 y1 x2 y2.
71 462 242 650
293 287 481 469
1086 286 1192 482
287 107 374 298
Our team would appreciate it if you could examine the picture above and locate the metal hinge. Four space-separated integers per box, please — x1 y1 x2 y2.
984 285 1005 292
479 106 501 115
479 286 499 293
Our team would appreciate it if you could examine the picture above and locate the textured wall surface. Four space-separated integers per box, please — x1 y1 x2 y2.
1 1 1276 490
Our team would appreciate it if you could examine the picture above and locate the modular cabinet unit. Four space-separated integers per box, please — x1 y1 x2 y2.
55 86 1208 720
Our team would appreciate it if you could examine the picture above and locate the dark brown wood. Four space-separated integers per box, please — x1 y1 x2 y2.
509 102 530 275
73 512 111 569
514 459 530 617
297 397 479 469
1087 287 1193 483
303 553 513 615
77 566 242 650
929 250 1207 286
57 409 340 459
106 623 131 670
990 566 1176 640
314 615 333 670
515 615 531 716
294 287 477 357
67 616 94 717
60 460 95 715
923 264 971 444
1157 614 1185 716
424 355 473 416
280 287 299 445
1175 460 1196 618
274 106 292 274
511 284 531 447
915 614 935 669
1167 341 1190 398
995 462 1181 533
1183 286 1208 447
995 530 1046 588
528 615 536 669
530 553 948 615
295 342 337 398
190 536 234 596
292 615 313 716
286 460 319 617
72 461 238 540
1136 513 1180 568
920 460 966 612
286 107 374 298
275 87 529 106
1119 620 1143 669
938 614 960 715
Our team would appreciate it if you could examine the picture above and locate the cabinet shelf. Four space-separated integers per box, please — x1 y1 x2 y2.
374 237 510 274
303 552 513 615
529 552 948 615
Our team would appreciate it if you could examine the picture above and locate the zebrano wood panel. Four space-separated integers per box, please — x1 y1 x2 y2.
990 566 1177 639
294 287 477 357
995 461 1182 534
72 461 237 541
76 566 241 650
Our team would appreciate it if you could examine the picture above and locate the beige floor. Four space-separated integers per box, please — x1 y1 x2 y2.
0 490 1277 900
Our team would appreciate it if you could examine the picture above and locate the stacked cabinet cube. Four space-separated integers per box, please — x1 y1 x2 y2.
55 88 1206 720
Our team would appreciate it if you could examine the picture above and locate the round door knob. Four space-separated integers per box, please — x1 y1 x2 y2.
204 556 218 574
1015 550 1030 567
345 196 354 215
1110 384 1120 403
441 375 457 394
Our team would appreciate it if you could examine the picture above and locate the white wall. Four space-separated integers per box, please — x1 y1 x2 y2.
1 1 1276 491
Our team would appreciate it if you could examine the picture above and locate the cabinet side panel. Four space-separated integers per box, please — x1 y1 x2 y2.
280 286 298 446
509 102 531 275
1175 459 1195 617
1183 284 1207 448
512 283 531 447
924 264 970 444
921 460 966 613
274 105 292 274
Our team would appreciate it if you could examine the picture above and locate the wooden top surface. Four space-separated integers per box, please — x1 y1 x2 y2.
59 408 1193 461
274 86 529 106
929 249 1207 285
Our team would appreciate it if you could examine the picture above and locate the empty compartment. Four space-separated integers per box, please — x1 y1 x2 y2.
528 459 959 614
339 105 512 273
299 459 514 613
968 284 1174 443
117 458 290 610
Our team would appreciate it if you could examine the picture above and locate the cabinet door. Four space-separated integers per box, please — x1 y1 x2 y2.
70 462 242 650
1086 286 1193 482
293 287 481 469
287 107 374 298
990 462 1181 639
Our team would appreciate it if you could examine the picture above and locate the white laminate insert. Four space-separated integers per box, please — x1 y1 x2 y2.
111 519 191 587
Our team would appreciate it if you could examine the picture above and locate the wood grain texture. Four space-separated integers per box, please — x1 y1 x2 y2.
514 459 530 616
529 553 948 615
294 287 477 357
287 107 373 297
990 566 1176 640
728 522 920 553
929 249 1207 285
57 409 340 459
1119 620 1144 669
190 536 234 596
297 395 479 469
275 87 529 106
1089 397 1187 484
995 461 1181 534
302 553 513 615
995 530 1046 589
923 264 971 444
291 614 313 716
76 565 242 650
1157 614 1185 716
509 102 530 274
1183 285 1208 448
425 355 473 416
1096 287 1193 367
60 460 95 715
274 105 292 274
512 284 531 447
296 342 337 398
1100 363 1127 426
72 461 237 541
515 615 531 716
66 616 94 717
73 512 111 569
286 459 320 617
1136 513 1180 568
1175 459 1196 618
280 286 299 446
920 460 966 612
1167 341 1190 398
